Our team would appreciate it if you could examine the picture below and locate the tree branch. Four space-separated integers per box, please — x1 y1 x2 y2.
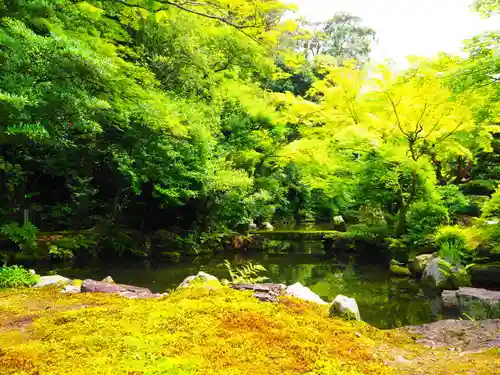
384 91 409 138
112 0 263 44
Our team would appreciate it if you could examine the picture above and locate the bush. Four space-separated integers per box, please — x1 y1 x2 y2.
434 226 468 252
407 201 449 237
0 265 39 288
0 221 37 250
460 180 497 196
482 188 500 219
437 185 470 216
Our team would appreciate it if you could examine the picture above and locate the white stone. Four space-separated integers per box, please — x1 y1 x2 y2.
487 220 499 225
178 271 219 288
285 282 328 305
329 295 361 320
249 222 258 230
34 275 71 288
263 222 274 231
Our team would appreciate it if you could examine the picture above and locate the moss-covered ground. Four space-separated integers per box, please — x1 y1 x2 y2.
0 286 498 375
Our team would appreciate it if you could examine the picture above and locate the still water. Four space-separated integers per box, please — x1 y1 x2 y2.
34 240 449 329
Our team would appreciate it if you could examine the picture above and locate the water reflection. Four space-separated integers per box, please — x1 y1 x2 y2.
33 240 443 329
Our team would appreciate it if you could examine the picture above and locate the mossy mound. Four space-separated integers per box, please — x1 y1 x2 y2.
0 286 498 375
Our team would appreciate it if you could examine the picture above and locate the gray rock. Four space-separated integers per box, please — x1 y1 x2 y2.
231 283 285 295
422 258 454 290
249 222 258 230
82 279 123 293
178 271 219 288
82 279 166 299
61 285 81 294
101 276 115 284
231 283 285 303
442 290 458 309
34 275 71 288
253 292 278 303
285 282 327 305
329 295 361 320
457 287 500 319
413 254 436 274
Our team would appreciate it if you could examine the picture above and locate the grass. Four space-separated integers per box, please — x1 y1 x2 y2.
0 285 498 375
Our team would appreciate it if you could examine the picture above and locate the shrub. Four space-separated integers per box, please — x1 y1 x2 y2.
482 188 500 219
434 226 479 262
0 265 39 288
437 185 470 216
460 180 497 196
435 226 468 252
407 201 449 237
0 221 37 250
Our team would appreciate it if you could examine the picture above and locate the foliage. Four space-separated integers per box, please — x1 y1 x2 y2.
222 260 269 284
0 0 497 260
482 187 500 218
437 185 470 216
406 201 450 242
437 258 474 288
0 265 38 288
296 13 376 64
0 222 37 250
434 226 477 255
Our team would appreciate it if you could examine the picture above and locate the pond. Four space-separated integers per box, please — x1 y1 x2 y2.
30 239 455 330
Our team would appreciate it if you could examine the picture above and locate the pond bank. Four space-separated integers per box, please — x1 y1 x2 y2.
23 251 443 329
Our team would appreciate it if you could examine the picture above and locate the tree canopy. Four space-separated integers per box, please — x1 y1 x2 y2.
0 0 499 258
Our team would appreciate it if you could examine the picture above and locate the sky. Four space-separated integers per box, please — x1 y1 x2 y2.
288 0 500 67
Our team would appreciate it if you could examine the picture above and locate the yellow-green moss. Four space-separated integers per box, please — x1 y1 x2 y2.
0 286 498 375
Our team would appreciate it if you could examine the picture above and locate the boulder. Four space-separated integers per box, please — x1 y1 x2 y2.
101 276 115 284
82 279 124 293
178 271 220 288
332 215 348 232
413 254 436 274
470 263 500 287
81 279 166 299
34 275 72 288
329 295 361 320
285 282 328 305
249 222 258 230
231 283 285 303
421 258 454 290
442 290 458 309
457 287 500 320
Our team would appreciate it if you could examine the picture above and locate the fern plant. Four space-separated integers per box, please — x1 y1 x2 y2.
437 258 475 288
222 260 269 285
0 221 37 250
0 265 39 288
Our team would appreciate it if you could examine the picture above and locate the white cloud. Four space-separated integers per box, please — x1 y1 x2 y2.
287 0 500 67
